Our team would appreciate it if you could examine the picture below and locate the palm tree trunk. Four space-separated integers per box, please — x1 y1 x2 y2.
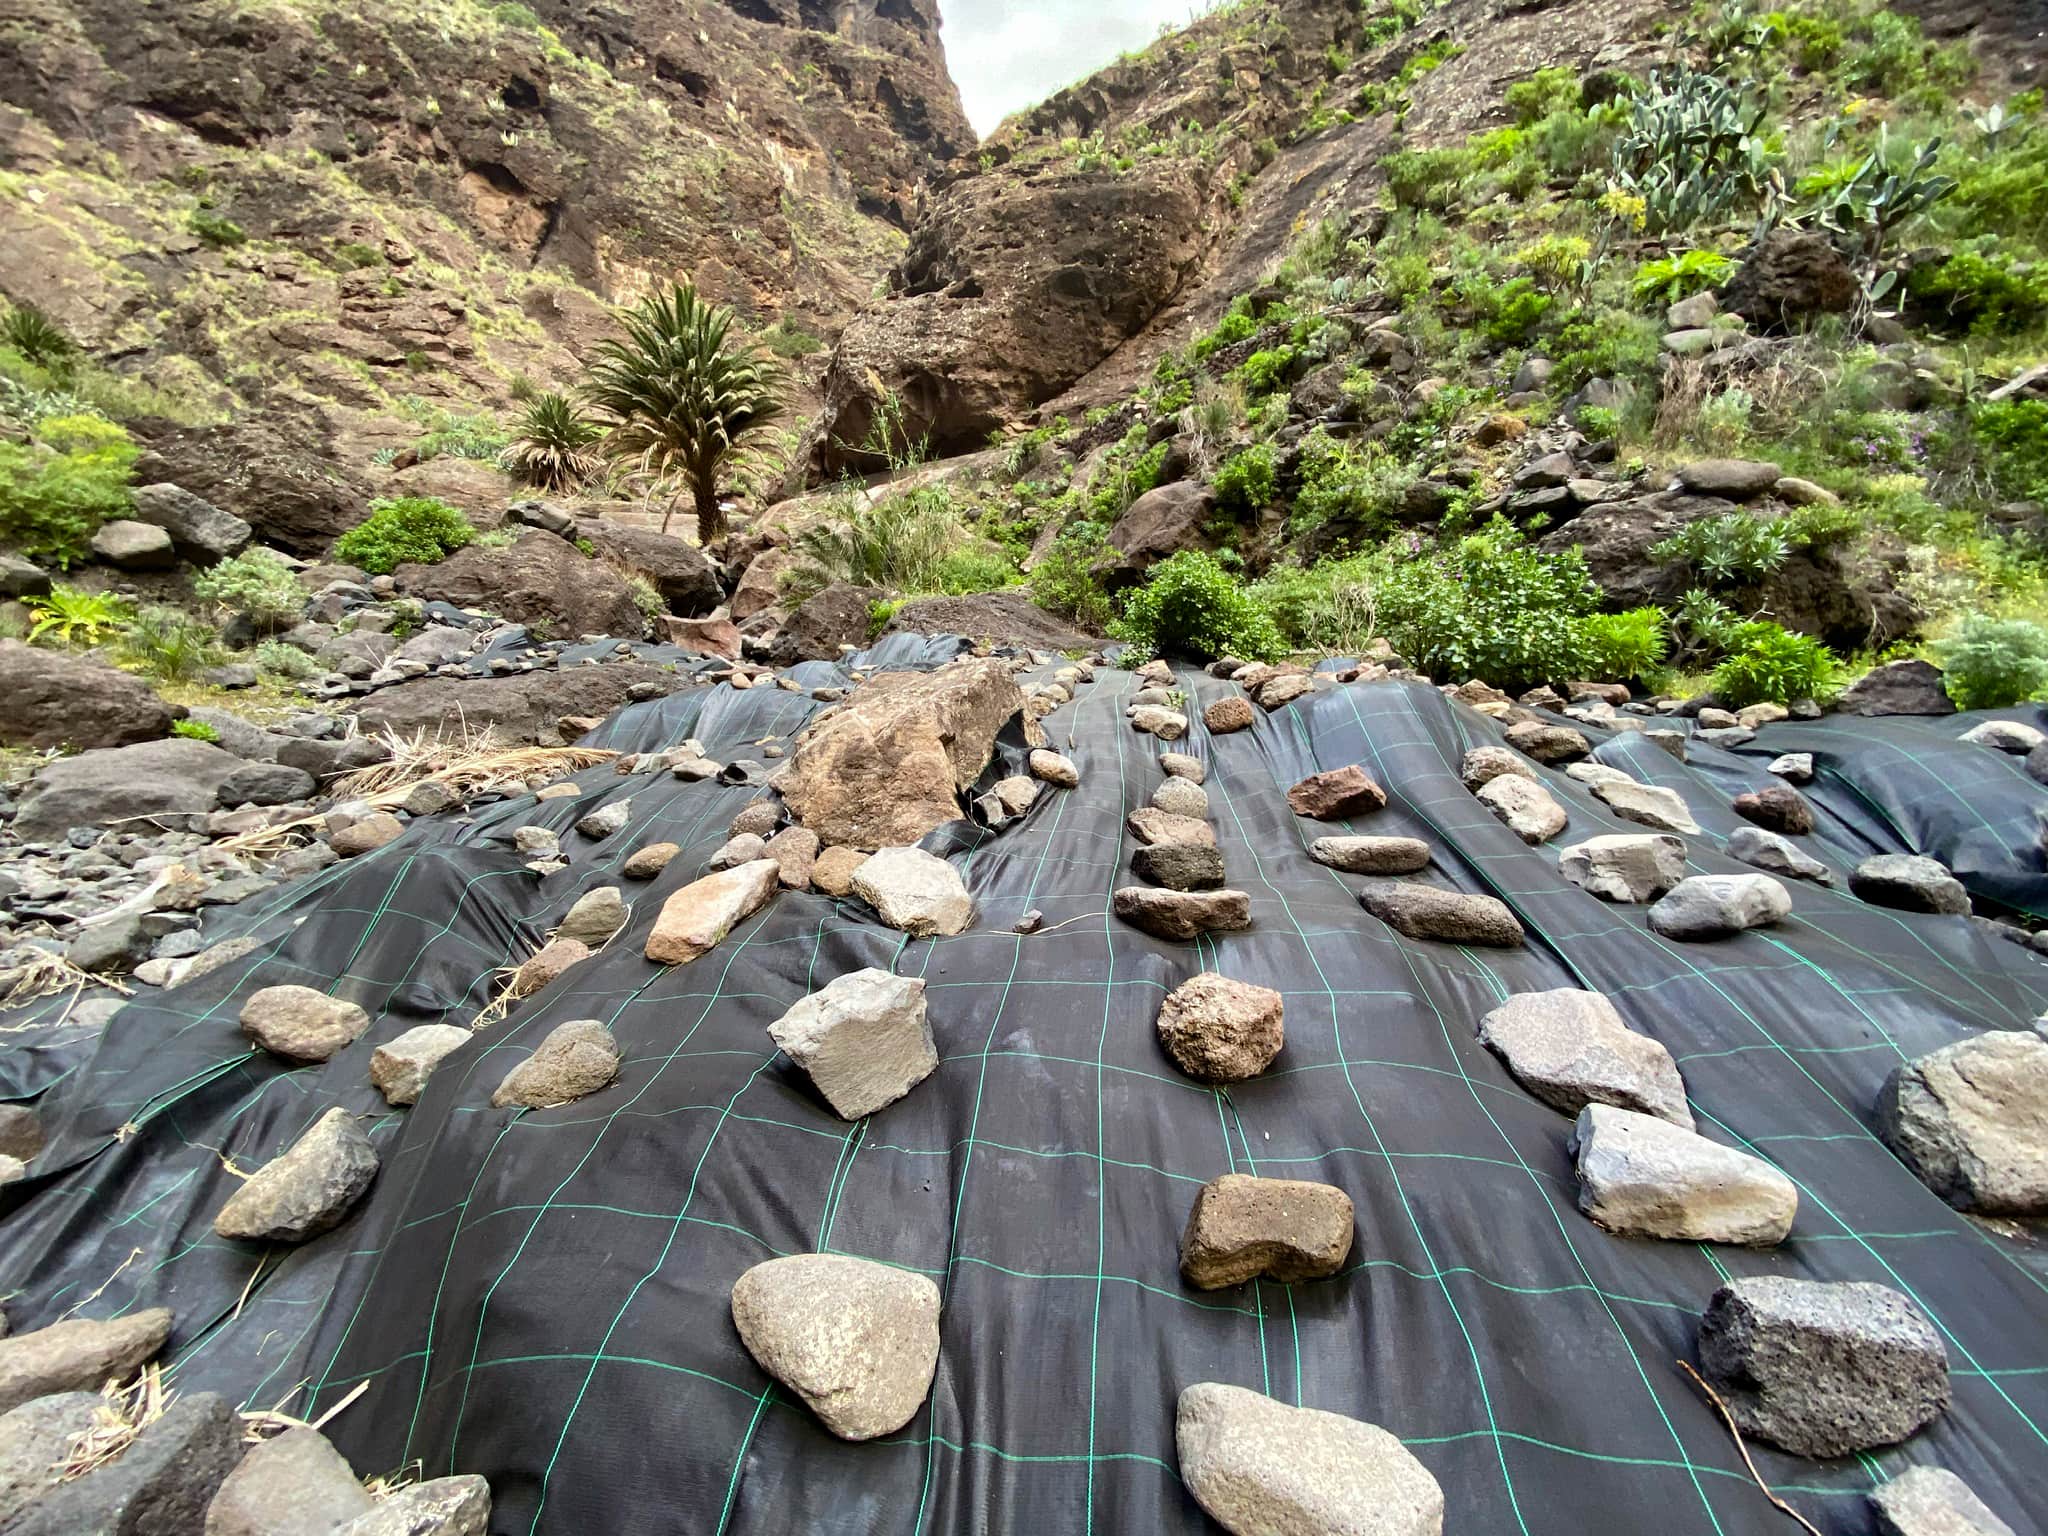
693 477 726 547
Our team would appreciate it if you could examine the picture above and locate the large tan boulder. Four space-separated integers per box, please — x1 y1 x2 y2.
780 657 1025 847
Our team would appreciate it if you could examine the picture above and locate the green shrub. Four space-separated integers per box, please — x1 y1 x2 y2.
1247 553 1383 653
118 604 222 681
407 404 507 463
1190 303 1258 361
1383 146 1474 210
1289 432 1416 540
0 412 136 565
759 318 824 359
24 582 129 645
333 496 476 574
255 638 321 681
1933 616 2048 709
1632 250 1738 306
1213 443 1276 513
1651 512 1791 585
795 485 964 593
1371 519 1601 690
1505 66 1581 126
1578 607 1669 683
1233 347 1297 396
1551 308 1662 389
1710 622 1838 706
1905 245 2048 336
171 718 220 742
192 547 304 626
932 546 1019 596
188 209 247 247
1973 399 2048 505
1470 275 1553 344
0 304 74 370
1110 550 1287 662
1030 520 1114 631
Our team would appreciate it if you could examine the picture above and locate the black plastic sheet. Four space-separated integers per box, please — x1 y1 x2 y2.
2 654 2044 1535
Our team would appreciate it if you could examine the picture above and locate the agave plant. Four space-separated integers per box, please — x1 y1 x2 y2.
582 283 786 543
502 391 603 493
1 304 75 371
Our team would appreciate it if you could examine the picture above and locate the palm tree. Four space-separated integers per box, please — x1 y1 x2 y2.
502 391 603 494
582 283 786 545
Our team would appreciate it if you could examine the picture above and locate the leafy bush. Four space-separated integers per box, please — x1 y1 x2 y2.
1247 553 1382 654
1973 399 2048 505
1 304 74 370
1709 622 1839 706
1372 519 1601 690
24 583 128 645
1212 443 1276 513
1190 303 1258 361
932 546 1019 596
1904 244 2048 336
0 412 137 565
759 318 823 359
407 403 508 464
188 210 247 247
1933 616 2048 709
1030 520 1113 631
255 638 322 681
1632 250 1738 305
1233 347 1297 396
1505 66 1581 127
1289 432 1416 540
171 718 220 743
118 604 222 681
503 391 602 492
1579 607 1670 683
1110 550 1287 662
192 547 303 626
1651 512 1790 585
795 485 965 593
333 496 477 574
1609 68 1778 234
1551 308 1662 389
1469 274 1552 344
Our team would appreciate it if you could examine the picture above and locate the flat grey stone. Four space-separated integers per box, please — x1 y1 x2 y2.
1869 1466 2016 1536
0 1310 172 1415
1593 778 1701 834
8 1392 241 1536
1726 826 1835 885
491 1020 620 1109
333 1477 490 1536
202 1424 373 1536
1113 886 1252 940
1960 720 2044 755
370 1024 472 1107
1851 855 1970 916
1176 1383 1443 1536
1478 989 1691 1127
1308 836 1431 875
1571 1104 1796 1244
557 886 628 946
768 969 935 1119
239 985 370 1063
1696 1277 1950 1457
1558 833 1687 902
1358 882 1523 946
0 1391 100 1525
1648 874 1791 939
730 1254 941 1440
1159 751 1206 783
1476 774 1567 843
1876 1031 2048 1215
215 1109 378 1242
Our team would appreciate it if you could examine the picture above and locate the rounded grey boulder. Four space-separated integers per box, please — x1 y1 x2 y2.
730 1254 941 1440
1696 1277 1950 1457
1876 1031 2048 1215
215 1109 379 1242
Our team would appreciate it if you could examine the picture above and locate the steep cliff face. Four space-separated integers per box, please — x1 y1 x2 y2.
0 0 969 547
805 0 1697 474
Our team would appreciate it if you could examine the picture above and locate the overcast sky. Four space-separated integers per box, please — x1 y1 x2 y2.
941 0 1220 137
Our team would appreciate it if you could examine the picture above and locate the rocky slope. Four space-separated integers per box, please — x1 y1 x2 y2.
0 0 970 548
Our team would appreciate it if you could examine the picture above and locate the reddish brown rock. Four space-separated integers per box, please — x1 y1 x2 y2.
1180 1174 1355 1289
645 861 780 965
1285 766 1386 820
1205 696 1255 734
1157 974 1284 1081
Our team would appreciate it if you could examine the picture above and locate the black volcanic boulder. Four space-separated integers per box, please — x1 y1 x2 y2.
393 529 647 640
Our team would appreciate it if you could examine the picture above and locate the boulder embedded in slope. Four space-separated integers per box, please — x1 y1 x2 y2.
780 657 1024 847
392 529 647 640
1477 989 1691 1127
1571 1104 1796 1244
730 1254 941 1440
214 1109 379 1242
1837 659 1954 717
128 482 251 563
1558 833 1687 902
1695 1277 1950 1457
1175 1383 1443 1536
0 640 179 752
767 969 935 1119
1179 1174 1354 1288
851 846 975 937
14 737 238 840
1876 1031 2048 1215
1156 973 1283 1081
